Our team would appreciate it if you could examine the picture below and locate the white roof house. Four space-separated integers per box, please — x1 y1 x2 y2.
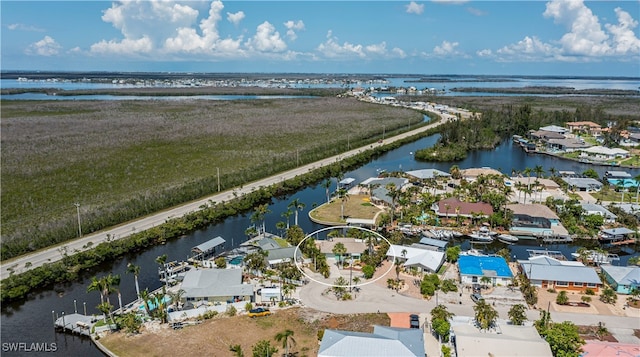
386 244 445 273
539 125 568 134
319 326 424 357
452 321 552 357
181 268 254 303
580 146 629 159
405 168 450 180
580 203 617 223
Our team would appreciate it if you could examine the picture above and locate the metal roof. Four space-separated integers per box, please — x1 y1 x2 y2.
319 326 424 357
405 168 450 180
386 244 445 272
418 237 449 249
519 262 601 284
601 265 640 285
181 268 254 298
192 236 226 254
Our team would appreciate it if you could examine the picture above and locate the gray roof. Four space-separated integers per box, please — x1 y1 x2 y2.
181 269 253 298
319 326 424 357
601 227 635 235
605 170 632 178
387 244 445 272
580 203 617 219
545 138 590 149
418 237 449 249
370 177 409 205
519 261 601 284
192 236 226 254
405 168 450 180
561 177 603 189
257 237 281 251
266 247 302 263
601 265 640 285
539 125 567 133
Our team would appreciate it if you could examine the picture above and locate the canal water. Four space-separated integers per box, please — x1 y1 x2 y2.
2 132 640 356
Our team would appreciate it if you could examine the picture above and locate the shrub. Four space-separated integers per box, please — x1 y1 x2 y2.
362 265 375 279
585 288 595 295
226 305 237 316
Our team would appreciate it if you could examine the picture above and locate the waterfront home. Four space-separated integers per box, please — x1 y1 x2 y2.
318 237 367 260
404 168 450 181
579 146 629 162
611 203 640 219
452 318 552 357
191 236 226 261
264 247 302 268
180 268 254 306
417 237 449 251
560 177 603 192
386 244 445 273
365 177 410 206
543 137 590 153
432 197 493 220
538 125 568 135
528 129 566 142
518 256 601 293
506 204 569 238
460 167 503 181
319 325 424 357
580 203 617 224
457 255 513 286
600 265 640 294
566 121 602 136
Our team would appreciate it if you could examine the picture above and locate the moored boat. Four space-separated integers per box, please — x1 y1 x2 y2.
497 234 519 244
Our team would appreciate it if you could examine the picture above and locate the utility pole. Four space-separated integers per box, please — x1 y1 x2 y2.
217 167 220 192
74 203 82 237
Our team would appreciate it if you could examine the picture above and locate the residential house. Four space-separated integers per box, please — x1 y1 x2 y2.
600 265 640 294
365 177 409 207
319 325 425 357
458 255 513 286
579 146 629 162
538 125 568 135
460 167 503 181
318 237 367 260
566 121 602 136
417 237 449 251
544 137 590 152
580 341 640 357
507 204 569 238
386 244 445 273
518 256 601 293
528 129 566 142
432 197 494 220
452 318 553 357
598 227 635 244
181 268 254 305
264 247 302 268
561 177 603 192
611 203 640 219
404 168 450 181
580 203 617 224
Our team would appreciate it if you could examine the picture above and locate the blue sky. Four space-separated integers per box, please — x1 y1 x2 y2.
2 1 639 76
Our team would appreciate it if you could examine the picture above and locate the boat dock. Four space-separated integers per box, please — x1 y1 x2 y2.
54 313 99 337
527 249 566 260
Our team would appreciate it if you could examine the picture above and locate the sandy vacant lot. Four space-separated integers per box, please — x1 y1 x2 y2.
99 307 390 357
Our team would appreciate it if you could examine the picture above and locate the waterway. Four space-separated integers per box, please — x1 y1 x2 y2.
2 131 640 356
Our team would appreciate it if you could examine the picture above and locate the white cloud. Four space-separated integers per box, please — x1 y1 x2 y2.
432 40 461 56
7 23 44 32
245 21 287 52
316 31 405 60
476 49 492 57
489 0 639 63
227 11 245 26
406 2 424 15
466 7 487 17
284 20 305 41
91 36 154 55
604 7 640 55
431 0 469 4
25 36 62 56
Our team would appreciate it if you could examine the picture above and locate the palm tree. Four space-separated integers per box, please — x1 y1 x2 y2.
275 329 296 357
385 183 399 223
634 174 640 203
251 203 271 234
168 289 186 311
139 288 152 316
336 188 349 220
156 254 168 288
322 179 332 204
87 276 105 304
473 299 498 331
281 209 293 229
533 165 545 179
332 242 347 267
127 263 141 298
288 198 305 226
110 274 123 312
508 304 528 325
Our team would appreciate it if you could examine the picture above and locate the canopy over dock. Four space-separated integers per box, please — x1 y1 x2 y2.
192 236 226 259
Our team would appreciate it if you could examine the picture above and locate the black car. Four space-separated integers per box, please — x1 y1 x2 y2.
409 314 420 329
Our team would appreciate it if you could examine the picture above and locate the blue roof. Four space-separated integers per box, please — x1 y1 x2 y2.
458 255 513 278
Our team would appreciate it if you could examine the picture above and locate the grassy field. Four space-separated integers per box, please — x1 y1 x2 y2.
309 194 383 224
1 97 422 255
99 307 390 357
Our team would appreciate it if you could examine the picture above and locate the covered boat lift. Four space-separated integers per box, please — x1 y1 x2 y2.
192 236 226 260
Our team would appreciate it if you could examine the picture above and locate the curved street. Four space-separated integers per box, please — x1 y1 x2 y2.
1 106 466 281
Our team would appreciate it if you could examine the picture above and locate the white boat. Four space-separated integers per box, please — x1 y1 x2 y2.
498 234 519 244
468 227 494 242
571 250 620 265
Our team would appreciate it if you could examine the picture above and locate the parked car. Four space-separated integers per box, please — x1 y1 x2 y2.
471 293 484 303
248 307 271 318
409 314 420 329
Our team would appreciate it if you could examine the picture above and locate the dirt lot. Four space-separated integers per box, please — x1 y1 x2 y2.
99 307 390 357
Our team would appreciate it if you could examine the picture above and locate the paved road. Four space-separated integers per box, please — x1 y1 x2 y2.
1 108 463 281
